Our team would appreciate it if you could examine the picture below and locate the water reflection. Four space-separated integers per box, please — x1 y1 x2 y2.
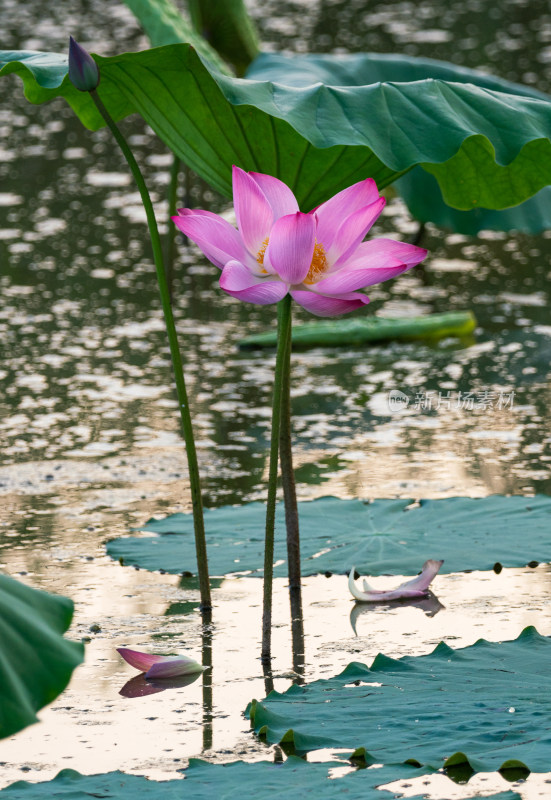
201 609 214 752
263 661 275 697
290 591 306 686
119 670 202 698
350 593 445 636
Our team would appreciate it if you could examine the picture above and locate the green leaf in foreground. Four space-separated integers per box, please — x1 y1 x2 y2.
105 495 551 578
0 759 520 800
239 311 476 350
0 573 84 740
3 47 551 210
249 626 551 772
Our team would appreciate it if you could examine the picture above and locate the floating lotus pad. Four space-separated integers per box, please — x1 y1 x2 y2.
0 759 520 799
0 573 84 740
106 495 551 578
239 311 476 349
249 626 551 772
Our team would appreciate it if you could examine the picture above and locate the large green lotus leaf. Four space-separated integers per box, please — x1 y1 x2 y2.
122 0 228 71
3 47 551 210
106 495 551 578
396 166 551 235
247 51 548 99
0 759 519 799
250 52 551 231
249 626 551 772
245 51 551 211
0 573 84 740
239 311 477 349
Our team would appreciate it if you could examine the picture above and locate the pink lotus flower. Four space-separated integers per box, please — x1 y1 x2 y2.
172 167 427 317
348 559 443 602
117 647 205 679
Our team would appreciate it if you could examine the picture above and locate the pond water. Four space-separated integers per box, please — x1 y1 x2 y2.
1 0 551 796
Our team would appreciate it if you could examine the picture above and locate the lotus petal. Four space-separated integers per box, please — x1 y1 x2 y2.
348 559 443 602
290 289 370 317
117 647 205 679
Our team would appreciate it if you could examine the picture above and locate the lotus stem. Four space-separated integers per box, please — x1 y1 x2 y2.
278 302 305 665
411 221 426 247
261 294 292 663
165 154 181 300
89 89 212 612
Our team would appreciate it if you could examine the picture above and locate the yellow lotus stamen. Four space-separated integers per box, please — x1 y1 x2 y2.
256 237 328 282
304 241 328 285
256 237 270 273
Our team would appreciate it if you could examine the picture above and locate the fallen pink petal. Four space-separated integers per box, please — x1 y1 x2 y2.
117 647 205 679
348 559 444 603
173 167 427 317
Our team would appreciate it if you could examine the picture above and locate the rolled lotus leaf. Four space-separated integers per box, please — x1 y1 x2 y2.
187 0 260 75
122 0 228 71
239 311 477 349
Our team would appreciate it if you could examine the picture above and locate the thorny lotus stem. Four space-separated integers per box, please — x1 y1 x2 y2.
261 294 292 663
90 89 212 612
278 303 305 672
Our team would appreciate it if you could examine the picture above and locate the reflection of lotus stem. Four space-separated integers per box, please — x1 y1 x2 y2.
262 660 274 696
261 295 292 662
89 89 212 612
201 614 213 751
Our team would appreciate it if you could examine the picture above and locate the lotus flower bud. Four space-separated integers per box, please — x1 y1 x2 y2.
68 36 100 92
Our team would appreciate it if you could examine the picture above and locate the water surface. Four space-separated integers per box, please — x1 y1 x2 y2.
1 0 550 795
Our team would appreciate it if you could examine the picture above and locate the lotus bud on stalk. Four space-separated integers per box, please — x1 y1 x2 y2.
65 35 212 612
68 36 100 92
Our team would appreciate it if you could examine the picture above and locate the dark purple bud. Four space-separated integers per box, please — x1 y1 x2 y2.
68 36 100 92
